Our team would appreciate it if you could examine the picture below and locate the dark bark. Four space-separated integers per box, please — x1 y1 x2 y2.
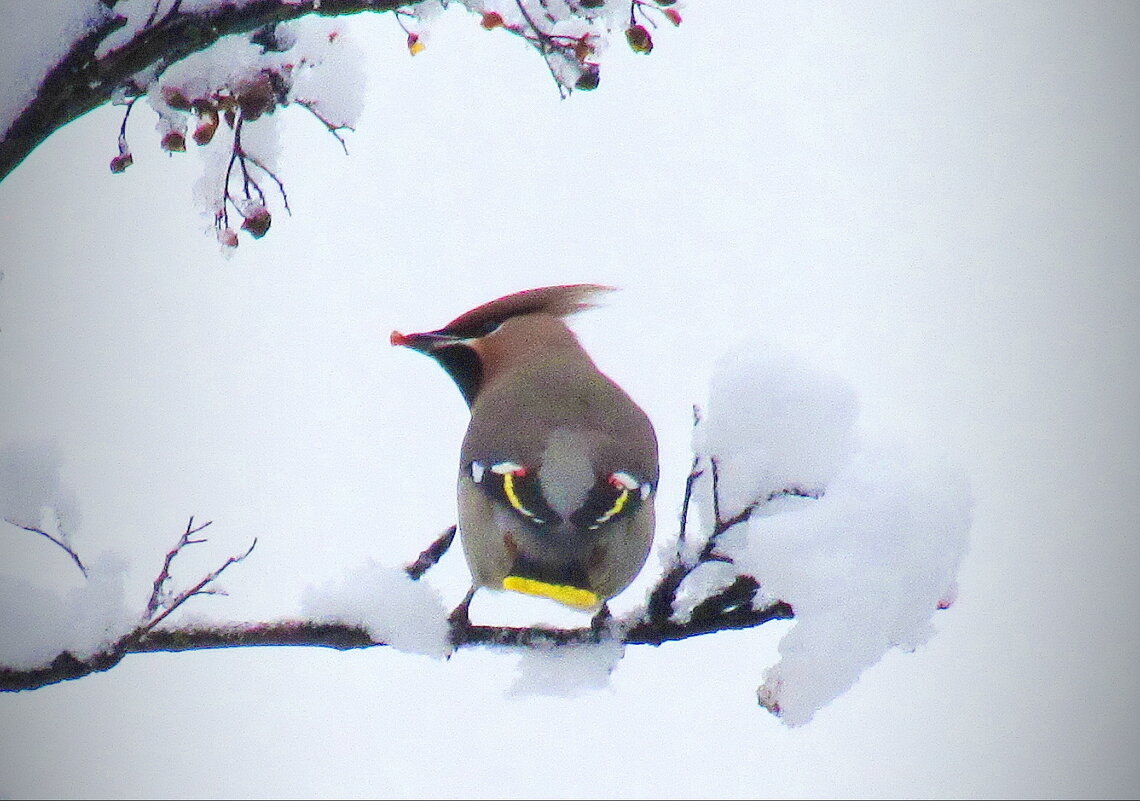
0 600 794 692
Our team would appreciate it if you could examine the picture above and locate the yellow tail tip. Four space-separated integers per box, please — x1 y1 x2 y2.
502 576 600 610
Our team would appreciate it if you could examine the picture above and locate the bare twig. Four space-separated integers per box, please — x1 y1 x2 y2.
676 456 701 549
404 525 457 580
145 516 213 616
241 149 290 214
144 0 183 30
710 455 724 529
296 100 353 155
5 518 88 577
117 95 137 149
139 536 258 636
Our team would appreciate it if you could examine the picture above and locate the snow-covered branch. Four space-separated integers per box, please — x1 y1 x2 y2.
0 0 408 183
0 597 797 694
0 500 794 693
0 343 969 724
0 0 684 246
1 517 256 692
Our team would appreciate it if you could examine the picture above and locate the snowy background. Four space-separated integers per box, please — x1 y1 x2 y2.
2 1 1139 797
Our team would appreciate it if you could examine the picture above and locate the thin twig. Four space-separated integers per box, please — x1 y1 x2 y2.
144 0 183 30
221 124 240 229
5 518 88 578
117 95 138 152
146 516 213 616
677 458 701 548
295 100 353 155
710 455 723 529
513 0 573 98
405 525 456 580
139 537 257 635
242 149 289 213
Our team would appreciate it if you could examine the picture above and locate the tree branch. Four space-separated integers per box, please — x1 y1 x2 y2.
0 517 257 692
2 402 824 694
0 600 796 692
145 515 213 616
0 0 415 182
405 525 457 580
0 444 806 694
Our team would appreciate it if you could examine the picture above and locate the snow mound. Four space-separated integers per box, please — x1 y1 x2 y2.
508 637 625 697
693 345 859 525
0 552 133 670
693 341 972 725
302 561 452 659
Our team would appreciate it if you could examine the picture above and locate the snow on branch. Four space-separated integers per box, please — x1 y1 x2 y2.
0 469 796 694
0 0 685 247
1 517 256 692
0 344 969 724
0 485 793 692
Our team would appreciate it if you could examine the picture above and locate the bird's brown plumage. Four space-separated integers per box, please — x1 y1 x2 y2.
393 284 658 609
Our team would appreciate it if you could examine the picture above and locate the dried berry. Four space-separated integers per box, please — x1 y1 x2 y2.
161 131 186 152
625 24 653 54
575 64 601 91
109 152 133 173
241 207 272 239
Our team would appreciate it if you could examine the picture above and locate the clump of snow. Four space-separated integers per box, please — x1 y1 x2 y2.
691 341 972 725
191 143 232 224
0 552 134 670
0 439 81 541
693 344 858 526
288 21 366 131
302 561 452 659
508 637 625 697
664 558 741 622
741 446 971 725
0 440 138 670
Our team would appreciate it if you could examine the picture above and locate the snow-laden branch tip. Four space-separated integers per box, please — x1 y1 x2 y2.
1 517 256 692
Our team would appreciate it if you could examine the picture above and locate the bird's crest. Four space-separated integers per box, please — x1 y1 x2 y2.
390 284 615 406
436 283 614 340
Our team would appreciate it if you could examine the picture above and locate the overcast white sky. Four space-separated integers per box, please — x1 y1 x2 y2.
2 2 1139 798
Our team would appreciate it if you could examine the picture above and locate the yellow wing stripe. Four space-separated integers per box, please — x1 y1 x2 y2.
503 576 600 609
502 471 542 522
593 488 630 528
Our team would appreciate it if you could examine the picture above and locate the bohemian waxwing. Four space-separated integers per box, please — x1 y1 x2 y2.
391 284 658 612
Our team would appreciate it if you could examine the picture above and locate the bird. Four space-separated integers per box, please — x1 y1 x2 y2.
391 284 658 619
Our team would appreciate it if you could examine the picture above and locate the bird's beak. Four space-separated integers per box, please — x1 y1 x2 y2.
389 329 458 352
